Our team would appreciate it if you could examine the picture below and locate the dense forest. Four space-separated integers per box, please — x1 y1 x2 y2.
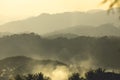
0 33 120 69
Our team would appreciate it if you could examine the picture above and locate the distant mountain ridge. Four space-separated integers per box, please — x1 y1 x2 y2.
43 24 119 38
0 9 119 34
44 24 120 38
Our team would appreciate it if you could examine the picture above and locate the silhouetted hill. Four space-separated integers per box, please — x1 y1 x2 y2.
0 9 119 34
0 56 67 79
0 56 67 69
44 24 120 38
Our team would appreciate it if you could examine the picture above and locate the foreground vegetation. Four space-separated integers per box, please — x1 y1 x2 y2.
2 68 119 80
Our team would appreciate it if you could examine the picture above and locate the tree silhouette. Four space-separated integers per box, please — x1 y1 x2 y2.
102 0 120 17
14 74 24 80
14 73 50 80
68 73 83 80
85 68 120 80
11 68 120 80
102 0 120 9
85 68 106 80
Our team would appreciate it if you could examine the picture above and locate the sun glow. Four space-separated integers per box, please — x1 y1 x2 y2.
0 0 108 25
32 65 69 80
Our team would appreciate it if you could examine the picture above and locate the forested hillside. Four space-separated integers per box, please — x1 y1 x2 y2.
0 33 120 70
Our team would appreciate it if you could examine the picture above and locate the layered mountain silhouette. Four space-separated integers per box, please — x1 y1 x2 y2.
45 24 120 38
0 9 119 34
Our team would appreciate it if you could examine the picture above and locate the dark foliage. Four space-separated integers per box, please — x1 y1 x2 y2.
68 73 83 80
85 68 120 80
14 73 50 80
68 68 120 80
0 67 120 80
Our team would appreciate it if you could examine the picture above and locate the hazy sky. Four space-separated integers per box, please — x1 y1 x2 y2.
0 0 108 24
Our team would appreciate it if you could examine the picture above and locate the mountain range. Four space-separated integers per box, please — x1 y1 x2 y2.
0 9 119 35
44 24 120 38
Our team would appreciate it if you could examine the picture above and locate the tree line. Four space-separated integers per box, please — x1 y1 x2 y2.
5 68 120 80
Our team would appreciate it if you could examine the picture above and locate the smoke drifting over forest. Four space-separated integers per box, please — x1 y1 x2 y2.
0 8 120 80
0 33 120 69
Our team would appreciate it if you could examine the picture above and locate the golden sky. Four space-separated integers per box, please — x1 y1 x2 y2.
0 0 108 24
